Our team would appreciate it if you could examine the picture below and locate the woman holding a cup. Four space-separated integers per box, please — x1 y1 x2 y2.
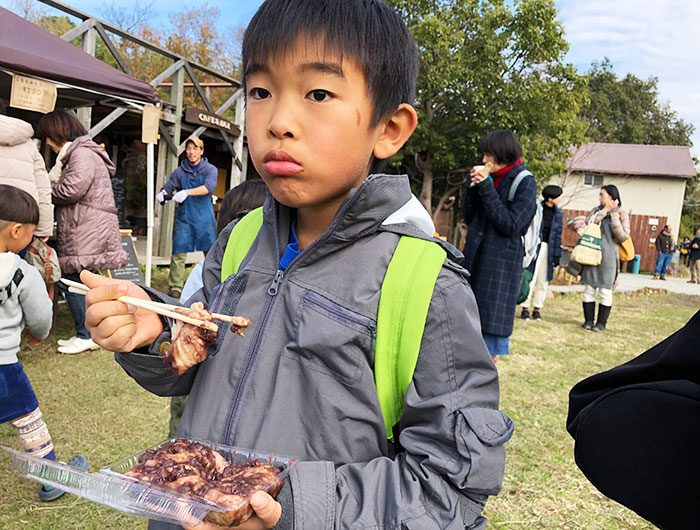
461 130 537 360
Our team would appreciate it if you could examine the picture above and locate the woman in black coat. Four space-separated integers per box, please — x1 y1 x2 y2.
461 130 537 358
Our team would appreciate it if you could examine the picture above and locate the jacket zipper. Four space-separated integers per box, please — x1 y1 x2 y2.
221 187 368 444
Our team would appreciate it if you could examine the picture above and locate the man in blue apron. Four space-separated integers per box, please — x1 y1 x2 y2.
156 136 217 298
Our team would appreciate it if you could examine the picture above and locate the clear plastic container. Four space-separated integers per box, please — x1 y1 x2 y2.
4 438 296 526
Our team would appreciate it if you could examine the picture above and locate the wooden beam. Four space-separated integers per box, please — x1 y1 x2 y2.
60 18 94 42
184 63 215 114
150 60 186 88
93 21 132 75
88 107 127 137
158 122 177 153
77 25 97 129
39 0 240 87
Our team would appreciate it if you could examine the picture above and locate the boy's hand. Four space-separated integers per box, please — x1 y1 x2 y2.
182 492 281 530
81 270 164 352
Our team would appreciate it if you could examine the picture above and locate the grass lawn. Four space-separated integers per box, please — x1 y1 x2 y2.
0 277 697 529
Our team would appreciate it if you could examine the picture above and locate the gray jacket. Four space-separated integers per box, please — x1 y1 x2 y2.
0 252 52 365
117 174 513 530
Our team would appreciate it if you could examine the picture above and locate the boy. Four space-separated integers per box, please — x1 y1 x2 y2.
83 1 512 528
0 185 88 501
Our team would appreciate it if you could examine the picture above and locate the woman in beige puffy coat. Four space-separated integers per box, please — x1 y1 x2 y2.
0 101 53 237
36 110 126 354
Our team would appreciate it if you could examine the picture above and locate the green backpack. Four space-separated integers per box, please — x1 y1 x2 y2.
220 207 447 441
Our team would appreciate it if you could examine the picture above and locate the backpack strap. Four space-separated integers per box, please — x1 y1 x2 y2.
0 268 24 305
219 208 447 441
220 207 264 281
375 236 446 441
507 170 533 202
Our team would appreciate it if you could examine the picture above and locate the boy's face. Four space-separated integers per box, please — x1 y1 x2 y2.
2 222 35 253
245 42 386 212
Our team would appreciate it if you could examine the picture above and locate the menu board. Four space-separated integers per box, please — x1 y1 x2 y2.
109 234 144 283
10 74 57 114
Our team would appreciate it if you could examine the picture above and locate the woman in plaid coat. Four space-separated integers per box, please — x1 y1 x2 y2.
461 130 537 358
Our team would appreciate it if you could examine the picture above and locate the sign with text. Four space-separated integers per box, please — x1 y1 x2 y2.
184 107 240 137
109 234 145 283
142 104 160 144
10 74 57 114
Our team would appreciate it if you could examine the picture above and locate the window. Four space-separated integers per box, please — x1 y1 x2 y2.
583 173 604 188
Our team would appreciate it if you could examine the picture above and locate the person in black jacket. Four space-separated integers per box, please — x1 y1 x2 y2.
520 185 563 320
652 224 675 280
567 309 700 529
461 130 537 358
688 229 700 283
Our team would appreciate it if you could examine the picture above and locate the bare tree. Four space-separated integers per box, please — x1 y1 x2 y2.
9 0 44 20
99 0 158 33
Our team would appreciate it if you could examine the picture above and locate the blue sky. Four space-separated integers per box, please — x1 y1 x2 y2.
5 0 698 156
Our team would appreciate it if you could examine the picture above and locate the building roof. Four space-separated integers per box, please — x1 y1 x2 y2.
568 142 697 179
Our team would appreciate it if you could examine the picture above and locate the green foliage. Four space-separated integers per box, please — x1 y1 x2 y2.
386 0 588 208
581 59 695 146
680 173 700 238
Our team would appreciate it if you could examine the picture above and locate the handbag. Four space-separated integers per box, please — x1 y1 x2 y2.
570 223 602 266
517 268 534 305
619 237 635 262
26 238 61 285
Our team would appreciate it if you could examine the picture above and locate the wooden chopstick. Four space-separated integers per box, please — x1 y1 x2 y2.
60 278 246 327
61 278 218 332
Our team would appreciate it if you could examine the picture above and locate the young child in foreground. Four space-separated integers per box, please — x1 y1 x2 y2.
0 185 88 502
83 1 513 528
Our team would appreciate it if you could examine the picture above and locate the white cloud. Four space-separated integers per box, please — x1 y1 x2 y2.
557 0 700 158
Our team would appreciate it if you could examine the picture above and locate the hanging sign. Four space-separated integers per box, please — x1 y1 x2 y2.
184 107 240 137
141 104 160 144
10 74 57 114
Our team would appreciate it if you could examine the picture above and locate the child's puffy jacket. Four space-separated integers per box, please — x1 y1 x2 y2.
117 174 513 530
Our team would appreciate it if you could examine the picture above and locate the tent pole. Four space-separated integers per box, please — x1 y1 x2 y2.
145 142 155 287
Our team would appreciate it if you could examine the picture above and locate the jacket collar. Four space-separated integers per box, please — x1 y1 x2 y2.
181 157 208 174
259 174 423 268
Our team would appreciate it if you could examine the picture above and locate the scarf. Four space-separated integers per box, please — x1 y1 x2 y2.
491 158 523 189
47 141 72 183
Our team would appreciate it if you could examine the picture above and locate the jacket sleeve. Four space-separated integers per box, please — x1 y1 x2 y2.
461 185 480 226
284 272 513 530
114 221 234 396
51 148 97 205
32 145 54 237
551 210 563 259
18 265 52 340
477 176 537 237
203 164 218 194
610 210 630 245
161 169 181 196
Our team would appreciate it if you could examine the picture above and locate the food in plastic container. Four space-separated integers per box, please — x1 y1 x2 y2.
122 439 283 526
4 438 295 527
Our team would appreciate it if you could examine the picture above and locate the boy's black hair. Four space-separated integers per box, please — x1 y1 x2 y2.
477 130 523 165
542 185 563 201
242 0 418 129
217 180 268 234
0 185 39 225
601 184 621 207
